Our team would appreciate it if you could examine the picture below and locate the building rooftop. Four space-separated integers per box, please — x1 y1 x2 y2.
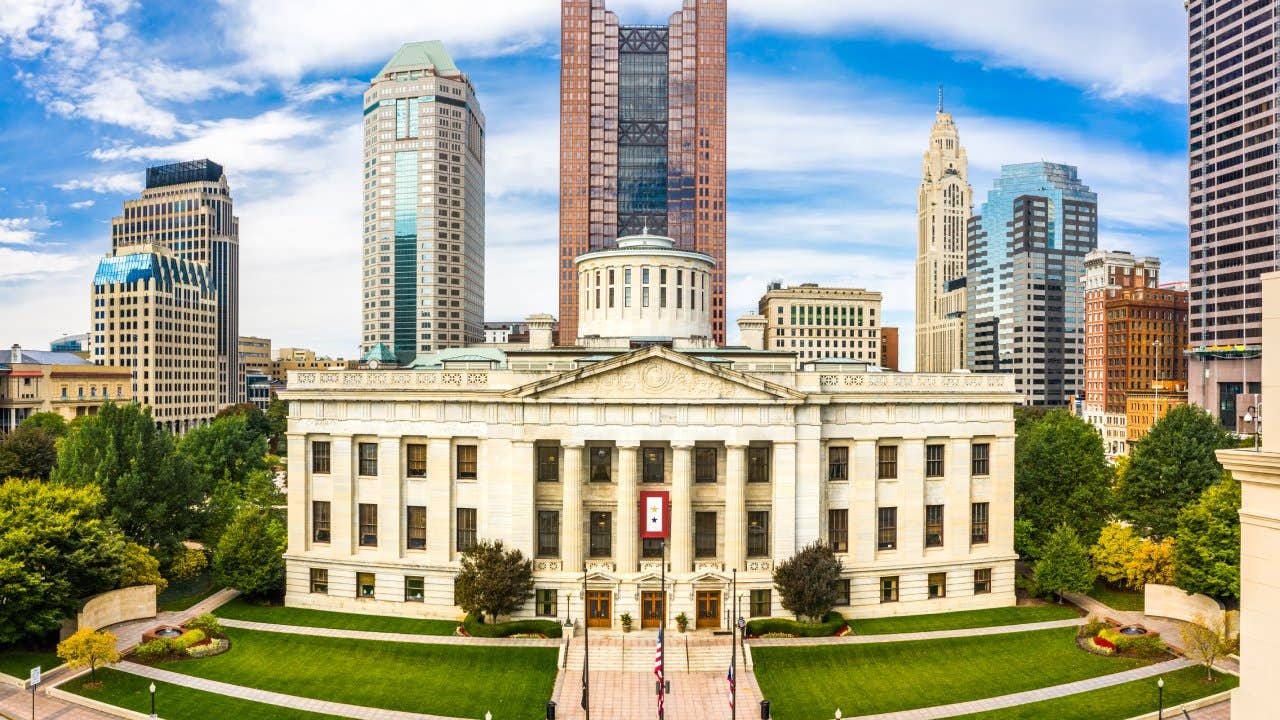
379 41 458 78
2 347 94 365
145 159 224 189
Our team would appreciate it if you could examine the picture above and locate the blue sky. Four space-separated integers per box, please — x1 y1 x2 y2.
0 0 1189 368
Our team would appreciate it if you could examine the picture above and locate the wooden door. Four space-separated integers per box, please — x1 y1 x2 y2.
641 591 665 629
695 590 720 629
587 590 612 628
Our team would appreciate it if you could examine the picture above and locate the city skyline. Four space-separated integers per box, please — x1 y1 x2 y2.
1 1 1189 368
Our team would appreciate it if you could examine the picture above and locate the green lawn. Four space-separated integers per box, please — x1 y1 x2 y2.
215 597 459 635
67 668 347 720
0 647 59 678
752 627 1155 719
852 604 1081 635
950 666 1238 719
157 572 220 612
1088 580 1145 613
155 627 558 720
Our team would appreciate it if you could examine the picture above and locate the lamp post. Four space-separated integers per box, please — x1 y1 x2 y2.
1246 404 1261 451
1156 676 1164 720
149 682 157 719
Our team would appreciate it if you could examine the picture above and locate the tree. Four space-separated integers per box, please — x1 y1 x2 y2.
772 541 843 622
265 393 287 455
1174 477 1241 600
1015 410 1112 556
56 628 119 685
118 542 167 594
1034 524 1097 602
53 402 199 559
180 414 270 544
453 540 535 621
0 425 59 481
1180 614 1232 681
212 504 286 599
0 480 127 644
202 469 283 546
19 412 68 438
214 403 272 440
1091 523 1140 586
168 546 208 583
1125 536 1176 589
1117 404 1235 538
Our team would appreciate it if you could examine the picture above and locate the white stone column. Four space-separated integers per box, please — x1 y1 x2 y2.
617 443 639 573
377 436 403 559
330 434 354 555
426 437 453 564
562 442 585 571
771 441 797 561
510 440 536 558
725 443 747 572
851 439 878 563
671 441 694 573
286 432 307 555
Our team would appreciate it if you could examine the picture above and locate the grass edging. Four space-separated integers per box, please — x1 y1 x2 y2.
1120 689 1232 720
48 684 155 720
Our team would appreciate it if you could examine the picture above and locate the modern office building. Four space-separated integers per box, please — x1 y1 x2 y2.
240 336 272 371
0 344 133 432
90 243 219 433
966 162 1098 406
265 348 354 385
558 0 727 345
757 283 883 363
245 370 272 411
914 98 972 373
111 159 240 407
49 333 91 357
361 42 486 364
1186 0 1276 430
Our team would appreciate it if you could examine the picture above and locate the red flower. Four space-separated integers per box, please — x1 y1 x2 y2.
1094 636 1116 650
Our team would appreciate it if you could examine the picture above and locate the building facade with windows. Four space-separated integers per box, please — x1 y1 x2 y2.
362 42 486 362
757 283 884 364
0 345 133 432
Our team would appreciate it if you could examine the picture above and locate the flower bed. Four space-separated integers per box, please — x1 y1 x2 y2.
744 612 847 639
1074 616 1167 659
459 613 562 639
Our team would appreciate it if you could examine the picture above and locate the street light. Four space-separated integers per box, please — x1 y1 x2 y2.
1245 405 1261 451
149 682 157 719
1156 676 1164 720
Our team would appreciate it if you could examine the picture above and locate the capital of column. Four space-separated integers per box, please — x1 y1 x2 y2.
562 440 585 449
512 439 534 447
671 440 696 449
617 440 642 449
725 440 750 449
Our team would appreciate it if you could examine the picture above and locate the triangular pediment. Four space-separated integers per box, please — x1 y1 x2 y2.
505 346 804 402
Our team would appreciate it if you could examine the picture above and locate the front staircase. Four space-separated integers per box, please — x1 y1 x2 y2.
563 631 742 672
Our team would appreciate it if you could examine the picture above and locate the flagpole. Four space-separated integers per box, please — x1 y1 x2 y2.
660 537 666 720
732 567 737 720
582 562 590 720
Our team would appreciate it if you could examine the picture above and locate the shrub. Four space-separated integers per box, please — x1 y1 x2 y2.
132 639 176 663
171 629 206 650
168 547 208 583
185 613 223 639
56 628 120 684
1080 615 1107 638
461 613 562 638
1084 636 1116 655
1121 635 1167 658
186 638 229 658
1093 636 1116 650
744 611 846 638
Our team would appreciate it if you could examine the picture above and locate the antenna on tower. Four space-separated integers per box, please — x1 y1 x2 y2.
937 84 944 113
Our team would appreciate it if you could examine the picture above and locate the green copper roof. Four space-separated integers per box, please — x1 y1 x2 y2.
379 41 458 77
362 343 399 363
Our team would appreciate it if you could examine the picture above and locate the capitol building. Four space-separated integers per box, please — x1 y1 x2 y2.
281 233 1019 627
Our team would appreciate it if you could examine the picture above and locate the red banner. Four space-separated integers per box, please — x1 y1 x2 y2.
639 490 669 539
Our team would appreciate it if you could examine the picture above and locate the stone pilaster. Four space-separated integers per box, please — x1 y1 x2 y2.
330 434 354 555
286 432 307 554
945 437 973 554
510 440 535 558
899 438 927 559
671 441 694 573
377 436 403 558
852 439 878 563
562 442 585 571
426 437 453 564
725 442 747 572
617 443 639 573
771 441 797 561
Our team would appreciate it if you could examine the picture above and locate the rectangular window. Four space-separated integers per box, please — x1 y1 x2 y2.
537 445 559 482
837 579 851 606
310 568 328 594
312 501 331 543
929 572 947 599
642 286 650 307
828 446 848 481
971 502 990 544
926 444 945 477
406 506 426 550
642 447 665 483
694 447 717 483
828 509 848 552
642 538 664 558
877 445 897 479
747 446 771 483
747 511 770 557
880 576 899 603
405 576 425 602
536 588 558 617
877 507 897 550
971 443 990 475
359 503 378 547
456 445 477 479
358 442 378 476
625 287 632 307
406 443 427 477
695 512 717 558
974 568 992 594
750 589 771 617
357 572 375 598
590 511 612 557
590 446 611 482
312 441 331 473
538 510 560 557
925 505 945 548
456 508 477 553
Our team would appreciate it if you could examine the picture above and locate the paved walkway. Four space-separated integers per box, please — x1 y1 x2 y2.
1063 591 1241 675
114 662 470 720
748 617 1084 647
218 617 561 647
552 669 760 720
104 588 241 654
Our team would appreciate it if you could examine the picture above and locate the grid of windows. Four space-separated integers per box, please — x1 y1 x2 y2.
925 504 945 548
536 588 558 617
926 444 945 477
538 446 560 482
828 446 848 481
971 443 990 475
312 441 331 473
312 501 330 543
828 509 848 552
590 446 612 482
456 508 477 552
456 445 477 479
407 443 427 477
877 507 897 550
971 502 990 544
407 506 427 550
358 503 377 547
405 576 425 602
695 447 717 483
695 512 717 558
310 568 328 594
747 446 771 483
642 447 665 483
747 511 770 557
878 445 898 479
538 510 560 557
750 589 771 617
590 511 612 557
358 442 378 476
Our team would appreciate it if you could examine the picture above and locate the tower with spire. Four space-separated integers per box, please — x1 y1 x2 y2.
914 89 973 372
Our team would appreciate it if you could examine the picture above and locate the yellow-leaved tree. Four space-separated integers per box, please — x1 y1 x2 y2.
56 628 120 685
1124 536 1177 589
1090 523 1139 585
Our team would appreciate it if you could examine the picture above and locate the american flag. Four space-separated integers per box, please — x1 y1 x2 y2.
654 625 665 717
727 661 735 709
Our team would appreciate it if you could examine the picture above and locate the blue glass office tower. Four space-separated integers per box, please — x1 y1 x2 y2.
966 162 1098 406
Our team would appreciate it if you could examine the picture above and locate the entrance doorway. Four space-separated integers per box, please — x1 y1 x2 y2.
696 590 721 629
587 590 612 628
641 591 665 629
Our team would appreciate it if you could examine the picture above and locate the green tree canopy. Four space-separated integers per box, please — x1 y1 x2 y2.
1034 524 1097 602
19 412 69 437
180 414 269 490
0 424 58 481
265 393 287 454
1117 404 1235 537
772 541 843 622
1015 409 1112 556
202 468 283 546
213 403 271 439
213 504 286 600
52 401 198 559
0 480 127 643
454 539 535 621
118 542 167 594
1174 477 1241 600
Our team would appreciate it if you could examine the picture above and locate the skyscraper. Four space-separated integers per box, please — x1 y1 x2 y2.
966 162 1098 406
110 159 239 407
361 41 486 364
1186 0 1274 431
559 0 727 345
914 95 972 372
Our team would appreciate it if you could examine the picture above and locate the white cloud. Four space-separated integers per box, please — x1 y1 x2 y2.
69 199 95 208
0 246 96 280
56 172 142 194
0 207 56 246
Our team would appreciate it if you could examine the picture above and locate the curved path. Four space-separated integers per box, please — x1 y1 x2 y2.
218 617 561 647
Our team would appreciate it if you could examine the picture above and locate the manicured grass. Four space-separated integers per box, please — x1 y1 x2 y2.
215 597 459 635
0 647 59 678
852 604 1080 635
1089 579 1145 613
157 572 220 612
950 666 1238 719
156 627 558 720
752 627 1155 719
67 668 346 720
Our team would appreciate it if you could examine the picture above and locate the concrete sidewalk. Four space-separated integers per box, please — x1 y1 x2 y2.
748 617 1084 647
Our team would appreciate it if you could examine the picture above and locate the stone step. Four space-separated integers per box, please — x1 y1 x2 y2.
564 638 739 672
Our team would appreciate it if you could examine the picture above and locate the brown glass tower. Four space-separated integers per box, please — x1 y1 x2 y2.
559 0 727 345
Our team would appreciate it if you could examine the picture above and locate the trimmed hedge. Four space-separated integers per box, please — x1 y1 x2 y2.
172 629 206 650
461 613 562 638
745 611 846 638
